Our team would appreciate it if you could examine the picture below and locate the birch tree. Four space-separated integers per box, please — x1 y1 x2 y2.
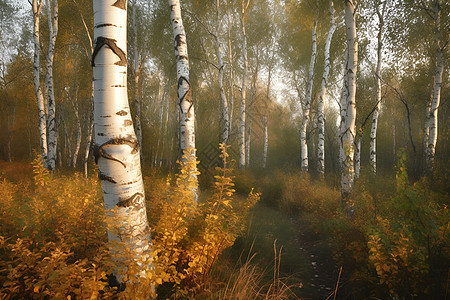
44 0 58 171
369 0 387 174
239 0 250 169
32 0 48 168
169 0 198 199
340 0 358 213
423 0 445 174
317 0 336 177
216 0 230 145
131 0 143 150
92 0 152 281
300 9 318 172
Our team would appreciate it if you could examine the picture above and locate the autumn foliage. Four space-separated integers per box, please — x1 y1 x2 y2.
0 145 260 299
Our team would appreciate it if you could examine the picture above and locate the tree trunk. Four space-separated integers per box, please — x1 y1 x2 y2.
92 0 152 282
317 0 336 177
300 9 318 173
132 0 143 153
262 115 268 168
354 136 361 179
169 0 198 200
71 54 82 169
32 0 48 168
239 0 250 169
341 0 358 213
369 0 386 174
84 83 94 178
227 18 234 137
216 0 230 145
45 0 58 171
425 0 444 175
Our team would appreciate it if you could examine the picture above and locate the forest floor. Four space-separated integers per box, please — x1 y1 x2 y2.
233 203 340 299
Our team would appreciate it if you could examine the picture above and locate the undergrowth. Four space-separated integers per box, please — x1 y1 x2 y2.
0 145 263 299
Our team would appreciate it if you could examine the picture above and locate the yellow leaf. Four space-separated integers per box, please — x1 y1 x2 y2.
34 286 40 293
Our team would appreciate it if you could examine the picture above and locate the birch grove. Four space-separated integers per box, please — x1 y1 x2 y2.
317 0 337 177
92 0 152 281
300 9 318 173
340 0 358 213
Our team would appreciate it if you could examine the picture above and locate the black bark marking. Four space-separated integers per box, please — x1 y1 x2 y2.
99 172 117 183
116 110 128 116
178 76 193 115
112 0 126 10
94 137 140 165
95 23 117 28
117 192 144 208
91 37 127 67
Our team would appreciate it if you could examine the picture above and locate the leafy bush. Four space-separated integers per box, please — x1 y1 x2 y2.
0 146 260 299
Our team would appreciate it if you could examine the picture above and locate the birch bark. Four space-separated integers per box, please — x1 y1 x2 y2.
300 9 318 172
239 0 250 169
341 0 358 213
169 0 198 200
216 0 230 145
369 0 386 174
45 0 58 171
227 18 234 136
132 0 143 151
92 0 152 280
32 0 48 168
425 0 444 174
317 0 336 177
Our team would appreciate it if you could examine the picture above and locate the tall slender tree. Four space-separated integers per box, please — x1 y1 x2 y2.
369 0 387 174
239 0 250 169
423 0 445 175
340 0 358 213
32 0 48 168
300 9 318 173
45 0 58 171
92 0 152 281
169 0 198 200
317 0 337 177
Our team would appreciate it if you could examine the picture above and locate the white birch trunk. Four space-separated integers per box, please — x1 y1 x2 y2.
227 19 234 136
216 0 230 145
132 0 143 151
71 55 82 168
300 10 318 172
84 83 94 178
341 0 358 213
354 136 361 179
262 115 268 168
239 0 250 169
369 0 386 174
45 0 58 171
32 0 48 168
317 0 336 177
92 0 152 280
425 0 444 174
169 0 198 200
